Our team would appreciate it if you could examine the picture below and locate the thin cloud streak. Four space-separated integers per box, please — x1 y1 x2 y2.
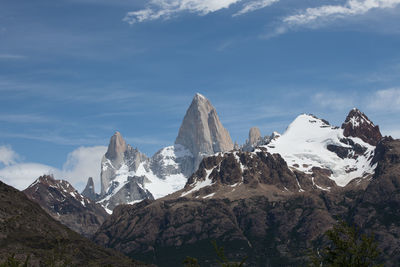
124 0 282 24
233 0 279 16
0 54 26 60
263 0 400 38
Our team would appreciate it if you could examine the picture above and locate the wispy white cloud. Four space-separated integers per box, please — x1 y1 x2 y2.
0 145 107 192
62 146 107 191
124 0 241 24
233 0 279 16
284 0 400 26
123 0 281 24
368 88 400 111
267 0 400 37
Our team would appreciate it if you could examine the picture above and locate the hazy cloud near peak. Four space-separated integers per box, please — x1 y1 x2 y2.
0 145 20 166
0 145 106 192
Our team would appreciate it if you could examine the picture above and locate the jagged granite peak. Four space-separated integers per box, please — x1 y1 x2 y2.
81 177 96 201
175 93 234 171
23 175 108 237
342 108 382 146
242 128 279 152
248 127 262 145
105 131 127 161
100 131 148 195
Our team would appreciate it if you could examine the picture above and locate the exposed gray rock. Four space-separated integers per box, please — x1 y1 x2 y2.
101 176 154 211
249 127 262 145
100 132 148 196
150 144 194 178
175 93 234 172
81 177 97 201
242 128 280 152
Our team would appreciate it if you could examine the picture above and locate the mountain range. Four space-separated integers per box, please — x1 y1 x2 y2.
2 93 399 266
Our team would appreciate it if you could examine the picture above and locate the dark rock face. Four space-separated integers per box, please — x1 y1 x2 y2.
0 181 145 266
23 175 108 238
351 138 400 265
93 193 342 267
94 139 400 267
342 108 382 146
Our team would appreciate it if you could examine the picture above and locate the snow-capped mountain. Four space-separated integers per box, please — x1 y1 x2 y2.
265 112 379 186
175 108 382 200
96 93 234 210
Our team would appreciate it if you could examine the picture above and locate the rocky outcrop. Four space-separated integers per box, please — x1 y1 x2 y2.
81 177 97 201
249 127 262 145
350 138 400 265
175 93 234 172
23 175 108 238
342 108 382 146
242 127 280 152
100 176 154 211
98 132 151 210
1 181 144 266
100 132 148 196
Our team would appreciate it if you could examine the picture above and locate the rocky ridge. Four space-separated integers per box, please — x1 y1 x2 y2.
342 108 382 146
23 175 108 237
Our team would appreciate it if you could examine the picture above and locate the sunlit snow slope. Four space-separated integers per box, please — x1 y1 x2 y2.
264 114 376 186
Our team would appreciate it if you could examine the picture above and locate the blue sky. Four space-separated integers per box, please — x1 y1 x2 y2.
1 0 400 192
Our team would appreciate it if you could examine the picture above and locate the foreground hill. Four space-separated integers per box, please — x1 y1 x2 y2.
0 181 148 266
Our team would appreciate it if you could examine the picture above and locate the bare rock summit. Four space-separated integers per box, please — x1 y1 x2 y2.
81 177 97 201
342 108 382 146
175 93 234 171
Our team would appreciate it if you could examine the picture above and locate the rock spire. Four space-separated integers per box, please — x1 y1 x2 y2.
175 93 234 170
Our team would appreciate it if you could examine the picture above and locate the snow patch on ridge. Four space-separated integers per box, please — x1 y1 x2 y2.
181 168 215 197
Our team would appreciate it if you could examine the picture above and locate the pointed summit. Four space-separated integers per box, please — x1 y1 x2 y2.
175 93 233 171
81 177 96 201
105 131 127 161
341 108 382 146
248 127 262 145
100 131 128 195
